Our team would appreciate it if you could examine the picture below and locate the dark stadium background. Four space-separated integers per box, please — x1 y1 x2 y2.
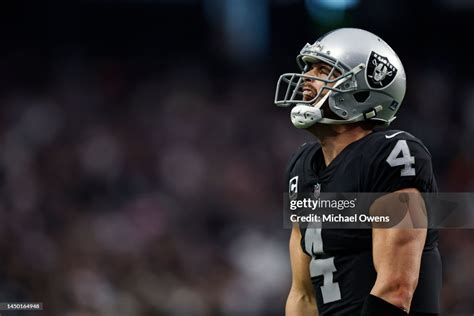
0 0 472 315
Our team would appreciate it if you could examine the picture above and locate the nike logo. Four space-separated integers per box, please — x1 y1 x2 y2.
385 131 404 139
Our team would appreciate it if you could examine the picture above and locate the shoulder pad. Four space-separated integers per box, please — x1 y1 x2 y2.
366 130 431 156
287 141 319 171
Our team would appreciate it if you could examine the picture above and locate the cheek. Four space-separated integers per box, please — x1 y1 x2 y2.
310 80 326 90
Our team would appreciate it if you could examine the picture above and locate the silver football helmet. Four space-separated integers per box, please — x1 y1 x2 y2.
275 28 406 128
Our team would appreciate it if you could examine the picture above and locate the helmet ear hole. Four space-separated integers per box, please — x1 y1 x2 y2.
353 91 370 103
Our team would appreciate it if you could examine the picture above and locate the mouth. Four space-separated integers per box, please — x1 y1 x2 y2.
302 86 317 101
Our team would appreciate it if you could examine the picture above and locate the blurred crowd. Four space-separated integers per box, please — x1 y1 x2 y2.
0 53 472 316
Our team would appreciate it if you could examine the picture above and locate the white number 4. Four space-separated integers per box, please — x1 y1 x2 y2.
386 140 416 176
305 228 341 304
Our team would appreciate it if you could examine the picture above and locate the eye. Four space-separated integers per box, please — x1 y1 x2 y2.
319 67 330 76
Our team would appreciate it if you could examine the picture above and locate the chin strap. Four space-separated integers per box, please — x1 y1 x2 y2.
291 103 384 128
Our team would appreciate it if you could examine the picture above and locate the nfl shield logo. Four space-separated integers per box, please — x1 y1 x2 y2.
313 183 321 199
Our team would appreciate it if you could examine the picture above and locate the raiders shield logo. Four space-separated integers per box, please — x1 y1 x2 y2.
366 51 397 89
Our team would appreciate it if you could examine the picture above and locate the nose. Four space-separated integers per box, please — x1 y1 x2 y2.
303 74 322 90
303 67 316 78
303 70 317 84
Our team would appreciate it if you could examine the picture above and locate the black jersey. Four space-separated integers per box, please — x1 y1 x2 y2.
285 130 441 315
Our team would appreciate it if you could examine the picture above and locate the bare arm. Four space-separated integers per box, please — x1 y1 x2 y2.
286 225 319 316
369 188 427 313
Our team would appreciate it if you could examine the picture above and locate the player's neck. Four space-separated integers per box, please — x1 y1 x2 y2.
309 124 373 166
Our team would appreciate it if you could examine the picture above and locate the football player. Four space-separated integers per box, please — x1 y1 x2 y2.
275 28 441 315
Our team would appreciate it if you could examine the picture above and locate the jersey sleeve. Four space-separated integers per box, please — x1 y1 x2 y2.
367 137 436 193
